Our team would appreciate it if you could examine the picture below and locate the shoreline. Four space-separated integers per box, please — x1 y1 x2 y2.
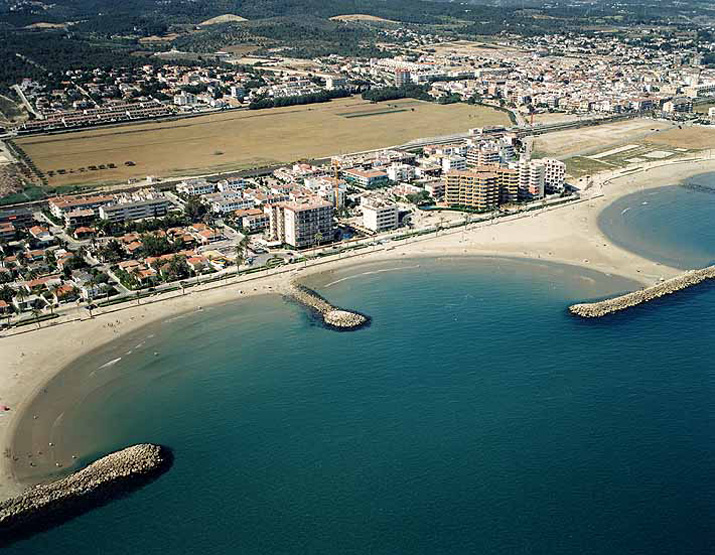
1 157 715 500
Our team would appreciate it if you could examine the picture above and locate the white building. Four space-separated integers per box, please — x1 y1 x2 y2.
325 76 347 90
512 159 545 199
267 199 334 248
98 190 172 223
361 196 398 233
386 163 416 183
442 155 467 173
534 158 566 193
177 179 216 196
203 192 255 214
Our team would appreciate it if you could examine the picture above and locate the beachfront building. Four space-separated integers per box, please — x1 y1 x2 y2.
512 159 545 199
266 199 334 248
536 158 566 193
361 196 399 233
443 170 500 211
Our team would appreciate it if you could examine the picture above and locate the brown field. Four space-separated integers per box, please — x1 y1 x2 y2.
18 97 509 187
533 118 675 158
695 102 715 114
644 126 715 149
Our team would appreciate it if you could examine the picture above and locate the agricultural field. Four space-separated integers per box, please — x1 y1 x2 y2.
16 97 510 188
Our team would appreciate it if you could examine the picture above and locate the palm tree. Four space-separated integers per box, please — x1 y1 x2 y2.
0 250 5 269
313 231 323 258
31 307 42 329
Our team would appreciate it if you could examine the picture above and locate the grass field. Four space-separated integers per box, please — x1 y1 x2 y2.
17 97 509 188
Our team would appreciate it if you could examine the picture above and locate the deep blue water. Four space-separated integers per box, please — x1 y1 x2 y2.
599 172 715 269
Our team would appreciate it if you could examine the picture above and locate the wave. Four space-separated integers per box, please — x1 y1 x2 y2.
324 265 420 288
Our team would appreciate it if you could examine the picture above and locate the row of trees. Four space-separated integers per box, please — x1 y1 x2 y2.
248 89 350 110
361 84 431 103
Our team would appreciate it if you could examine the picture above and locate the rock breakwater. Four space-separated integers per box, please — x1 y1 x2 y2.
0 443 172 545
286 282 370 330
570 265 715 318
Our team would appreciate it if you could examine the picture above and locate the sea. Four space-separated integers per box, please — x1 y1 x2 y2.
7 173 715 554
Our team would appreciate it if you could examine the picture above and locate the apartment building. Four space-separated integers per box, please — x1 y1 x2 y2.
443 170 500 211
466 146 501 167
386 163 416 183
361 196 399 233
177 179 216 196
510 160 545 199
0 206 34 228
662 96 693 113
343 169 390 188
442 155 467 173
49 194 115 219
267 199 334 248
98 191 171 223
536 158 566 193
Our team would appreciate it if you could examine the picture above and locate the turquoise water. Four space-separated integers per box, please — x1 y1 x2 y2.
8 180 715 553
599 172 715 269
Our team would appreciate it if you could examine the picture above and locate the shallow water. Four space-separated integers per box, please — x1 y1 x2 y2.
8 255 715 554
598 172 715 269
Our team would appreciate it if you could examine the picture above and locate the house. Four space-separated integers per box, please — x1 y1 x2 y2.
52 283 80 304
0 300 11 314
74 226 96 239
13 294 45 312
28 226 54 244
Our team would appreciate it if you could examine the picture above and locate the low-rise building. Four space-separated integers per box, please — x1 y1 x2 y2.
343 169 390 189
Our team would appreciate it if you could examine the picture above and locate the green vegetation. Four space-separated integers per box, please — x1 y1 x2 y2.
361 84 432 103
249 89 350 110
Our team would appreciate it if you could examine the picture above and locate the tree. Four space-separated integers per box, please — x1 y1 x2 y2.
31 307 42 329
185 197 207 222
313 231 323 256
235 235 249 269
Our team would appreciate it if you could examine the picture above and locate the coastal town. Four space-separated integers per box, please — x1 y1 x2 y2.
0 122 571 328
3 0 715 549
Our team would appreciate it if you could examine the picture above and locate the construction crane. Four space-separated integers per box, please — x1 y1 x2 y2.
331 159 341 212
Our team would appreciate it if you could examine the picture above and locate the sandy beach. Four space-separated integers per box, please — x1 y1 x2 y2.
1 154 715 501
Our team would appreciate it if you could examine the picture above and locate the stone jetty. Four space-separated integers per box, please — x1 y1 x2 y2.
286 281 369 330
0 444 172 545
570 265 715 318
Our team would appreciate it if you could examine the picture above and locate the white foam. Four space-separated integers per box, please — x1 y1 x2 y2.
324 265 420 288
98 357 122 370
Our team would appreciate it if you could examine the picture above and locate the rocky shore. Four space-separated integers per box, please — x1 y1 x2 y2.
570 266 715 318
0 444 172 545
286 282 370 330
